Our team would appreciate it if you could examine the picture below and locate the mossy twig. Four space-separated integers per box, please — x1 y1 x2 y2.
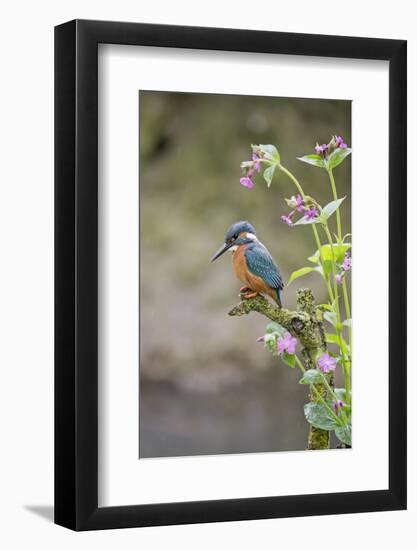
228 288 330 450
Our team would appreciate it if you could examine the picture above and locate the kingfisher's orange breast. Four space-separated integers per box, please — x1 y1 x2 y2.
232 245 276 300
232 245 248 283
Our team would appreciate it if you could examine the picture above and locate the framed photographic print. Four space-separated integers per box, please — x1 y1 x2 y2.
55 19 407 530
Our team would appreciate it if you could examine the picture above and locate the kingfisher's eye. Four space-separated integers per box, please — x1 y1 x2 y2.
233 234 238 240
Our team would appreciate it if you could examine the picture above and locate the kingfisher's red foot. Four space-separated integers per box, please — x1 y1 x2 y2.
239 285 250 293
242 291 259 300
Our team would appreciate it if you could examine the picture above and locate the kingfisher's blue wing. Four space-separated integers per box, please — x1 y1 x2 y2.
244 242 284 290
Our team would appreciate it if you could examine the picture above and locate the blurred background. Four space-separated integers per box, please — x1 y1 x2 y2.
139 91 351 458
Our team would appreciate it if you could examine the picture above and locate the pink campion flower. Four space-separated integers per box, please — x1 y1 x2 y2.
315 143 329 156
256 336 265 343
281 215 293 226
333 400 345 414
335 135 347 149
317 352 337 374
304 207 319 221
335 273 343 285
240 176 254 189
295 194 304 212
252 153 261 172
277 332 297 355
342 252 352 272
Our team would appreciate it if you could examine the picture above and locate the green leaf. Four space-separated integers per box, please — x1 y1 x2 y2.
299 369 323 385
319 197 346 223
322 259 333 279
297 154 326 168
281 351 295 368
304 403 339 431
307 251 320 264
263 165 276 187
325 333 349 353
343 319 352 328
259 144 280 163
334 388 350 402
335 423 352 446
324 311 338 328
327 147 352 170
319 242 351 263
263 333 278 355
266 322 286 336
287 266 314 285
294 214 320 226
325 333 340 345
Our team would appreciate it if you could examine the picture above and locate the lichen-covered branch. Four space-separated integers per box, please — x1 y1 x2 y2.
228 288 330 450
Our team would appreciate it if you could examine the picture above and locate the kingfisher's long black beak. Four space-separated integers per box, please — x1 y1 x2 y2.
210 242 232 262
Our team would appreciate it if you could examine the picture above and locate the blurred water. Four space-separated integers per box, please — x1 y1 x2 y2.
140 368 309 458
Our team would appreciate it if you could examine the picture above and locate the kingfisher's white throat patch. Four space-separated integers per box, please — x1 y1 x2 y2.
229 245 238 252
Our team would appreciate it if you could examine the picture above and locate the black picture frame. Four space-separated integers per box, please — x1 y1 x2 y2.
55 19 407 531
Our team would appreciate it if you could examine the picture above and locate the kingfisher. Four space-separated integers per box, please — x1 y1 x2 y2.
210 221 284 307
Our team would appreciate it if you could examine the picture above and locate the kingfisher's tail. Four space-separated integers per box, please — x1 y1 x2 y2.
276 288 282 308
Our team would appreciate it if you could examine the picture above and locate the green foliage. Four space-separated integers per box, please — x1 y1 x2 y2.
335 424 352 446
294 215 320 226
287 266 315 285
304 403 340 431
304 401 352 445
263 333 278 355
266 322 286 336
263 323 286 355
307 252 320 264
319 242 351 263
297 154 325 168
292 197 345 227
327 148 352 170
263 165 276 187
335 388 349 402
259 144 280 163
325 332 340 345
321 259 333 279
281 351 295 368
246 138 352 451
297 148 351 171
325 333 349 356
262 323 296 367
324 311 338 329
299 369 323 385
319 197 346 224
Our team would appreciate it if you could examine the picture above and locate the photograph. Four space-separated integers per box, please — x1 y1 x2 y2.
139 90 352 458
0 1 410 545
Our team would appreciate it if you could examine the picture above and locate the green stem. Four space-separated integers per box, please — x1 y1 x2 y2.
322 222 351 402
327 168 342 242
323 224 340 318
327 168 352 360
319 371 340 404
279 164 305 198
342 278 352 347
279 164 334 302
